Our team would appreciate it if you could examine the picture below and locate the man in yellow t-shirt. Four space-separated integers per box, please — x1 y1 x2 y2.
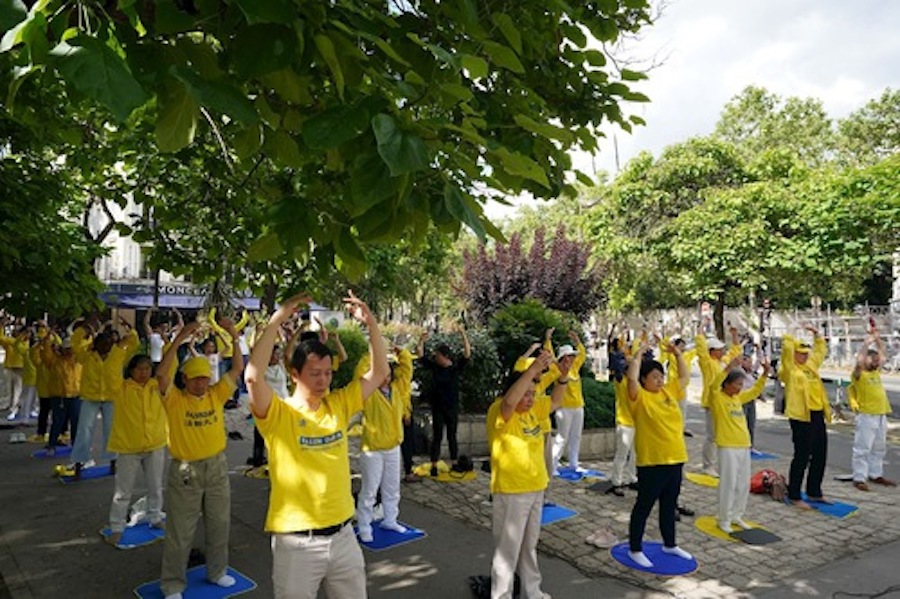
246 291 389 599
156 319 244 599
488 350 567 599
849 331 896 491
625 339 692 570
780 325 830 507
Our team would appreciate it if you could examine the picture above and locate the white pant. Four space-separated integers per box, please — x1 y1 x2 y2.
552 407 584 471
272 523 366 599
611 424 637 486
357 445 402 535
109 448 166 532
491 491 544 599
717 447 750 528
5 368 22 413
15 385 36 420
702 408 717 472
852 413 888 482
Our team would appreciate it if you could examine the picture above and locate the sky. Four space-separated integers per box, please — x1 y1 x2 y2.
487 0 900 219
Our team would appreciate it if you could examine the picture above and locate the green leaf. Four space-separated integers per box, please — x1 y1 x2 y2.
493 148 550 188
314 33 345 100
575 170 595 186
155 79 198 152
232 24 298 77
49 35 149 121
584 49 607 67
260 69 312 105
247 232 284 262
371 114 431 176
232 0 296 24
171 66 258 124
154 0 197 34
334 229 367 280
439 82 474 104
269 130 303 168
460 54 488 79
482 41 524 74
0 0 27 33
350 151 397 216
444 184 486 239
620 68 648 81
302 103 370 150
490 13 522 55
371 37 411 67
513 114 574 143
233 124 263 160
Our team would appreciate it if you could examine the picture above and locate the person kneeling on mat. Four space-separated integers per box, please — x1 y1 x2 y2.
626 339 692 568
488 350 568 599
710 356 770 533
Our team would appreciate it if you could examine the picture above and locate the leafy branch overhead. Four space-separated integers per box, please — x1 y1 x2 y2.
1 0 653 277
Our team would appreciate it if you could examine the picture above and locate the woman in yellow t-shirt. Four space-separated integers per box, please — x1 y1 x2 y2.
626 339 692 569
245 291 389 599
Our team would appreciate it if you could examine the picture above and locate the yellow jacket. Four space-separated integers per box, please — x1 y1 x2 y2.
0 333 29 368
108 378 168 454
354 349 413 451
659 338 696 401
780 335 831 423
208 308 249 359
695 335 741 409
546 340 586 409
40 340 82 398
74 329 139 402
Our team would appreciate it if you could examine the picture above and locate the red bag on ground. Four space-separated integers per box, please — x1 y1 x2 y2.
750 469 787 501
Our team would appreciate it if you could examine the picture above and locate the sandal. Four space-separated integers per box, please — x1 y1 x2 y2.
853 480 870 491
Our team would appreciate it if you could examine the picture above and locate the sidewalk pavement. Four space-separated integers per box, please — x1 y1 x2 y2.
1 389 898 599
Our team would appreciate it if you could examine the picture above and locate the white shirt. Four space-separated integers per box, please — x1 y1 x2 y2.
149 333 164 363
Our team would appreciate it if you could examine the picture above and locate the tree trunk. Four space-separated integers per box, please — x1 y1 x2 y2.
713 292 725 341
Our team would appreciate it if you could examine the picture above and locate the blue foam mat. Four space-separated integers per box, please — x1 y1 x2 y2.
32 445 72 458
541 503 577 525
801 493 859 518
134 566 255 598
611 541 699 575
59 463 113 484
750 451 778 461
555 466 605 481
355 520 426 551
100 522 165 549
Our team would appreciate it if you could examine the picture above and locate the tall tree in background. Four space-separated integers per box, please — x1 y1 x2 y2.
836 88 900 167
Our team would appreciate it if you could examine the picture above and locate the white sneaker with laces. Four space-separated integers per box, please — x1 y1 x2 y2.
628 551 653 568
379 521 407 534
661 545 693 560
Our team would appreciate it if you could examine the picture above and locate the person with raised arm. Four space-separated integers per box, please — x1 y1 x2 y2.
626 338 692 569
156 318 243 599
245 291 388 598
695 319 742 477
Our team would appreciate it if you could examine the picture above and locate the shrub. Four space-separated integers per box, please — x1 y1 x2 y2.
332 322 369 389
487 299 581 378
414 328 502 414
582 378 615 428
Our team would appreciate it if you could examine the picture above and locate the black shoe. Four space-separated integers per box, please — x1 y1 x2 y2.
109 460 116 476
74 462 83 481
605 485 625 497
224 399 238 410
677 505 695 517
430 465 438 477
675 511 682 522
683 430 694 438
627 482 639 491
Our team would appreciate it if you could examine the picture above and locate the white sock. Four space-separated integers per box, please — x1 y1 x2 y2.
214 574 236 588
662 545 693 560
733 518 751 530
163 594 183 599
718 522 733 534
358 529 374 542
628 551 653 568
379 521 407 533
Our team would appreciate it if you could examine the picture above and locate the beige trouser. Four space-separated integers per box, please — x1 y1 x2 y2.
702 408 718 472
491 490 544 599
272 522 366 598
160 451 230 596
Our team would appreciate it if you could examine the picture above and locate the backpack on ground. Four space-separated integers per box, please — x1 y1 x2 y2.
750 469 787 502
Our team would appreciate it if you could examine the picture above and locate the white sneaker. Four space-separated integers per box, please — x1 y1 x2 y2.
733 518 752 530
163 593 183 599
84 459 96 469
213 574 236 588
718 522 733 534
358 529 373 543
574 466 588 474
29 410 38 418
379 521 407 534
628 550 653 568
661 545 693 560
6 411 17 421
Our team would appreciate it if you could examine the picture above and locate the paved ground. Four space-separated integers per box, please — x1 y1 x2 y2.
1 379 898 598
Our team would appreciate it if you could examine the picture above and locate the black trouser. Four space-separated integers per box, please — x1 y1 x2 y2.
49 397 80 448
37 396 52 436
629 463 683 552
788 411 827 500
401 418 415 475
431 406 459 463
250 426 266 466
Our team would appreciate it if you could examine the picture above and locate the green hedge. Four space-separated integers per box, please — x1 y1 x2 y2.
582 377 615 428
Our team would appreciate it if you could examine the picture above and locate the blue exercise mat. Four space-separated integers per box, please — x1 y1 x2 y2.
555 466 605 481
355 520 426 551
610 541 699 575
750 451 778 461
100 522 165 549
59 463 114 484
801 493 859 518
134 566 256 599
32 446 72 458
541 503 577 526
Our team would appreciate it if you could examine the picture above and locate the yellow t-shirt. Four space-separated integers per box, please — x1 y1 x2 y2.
108 378 168 454
780 336 830 422
22 350 37 387
41 343 82 398
163 376 235 461
695 335 742 409
0 334 28 368
613 378 633 427
710 375 766 448
256 380 363 532
853 370 891 415
487 396 550 494
660 343 696 401
356 350 413 452
630 380 687 467
75 329 139 402
547 342 587 409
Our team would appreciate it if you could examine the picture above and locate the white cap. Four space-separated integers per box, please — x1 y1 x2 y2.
557 344 578 359
707 338 726 350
